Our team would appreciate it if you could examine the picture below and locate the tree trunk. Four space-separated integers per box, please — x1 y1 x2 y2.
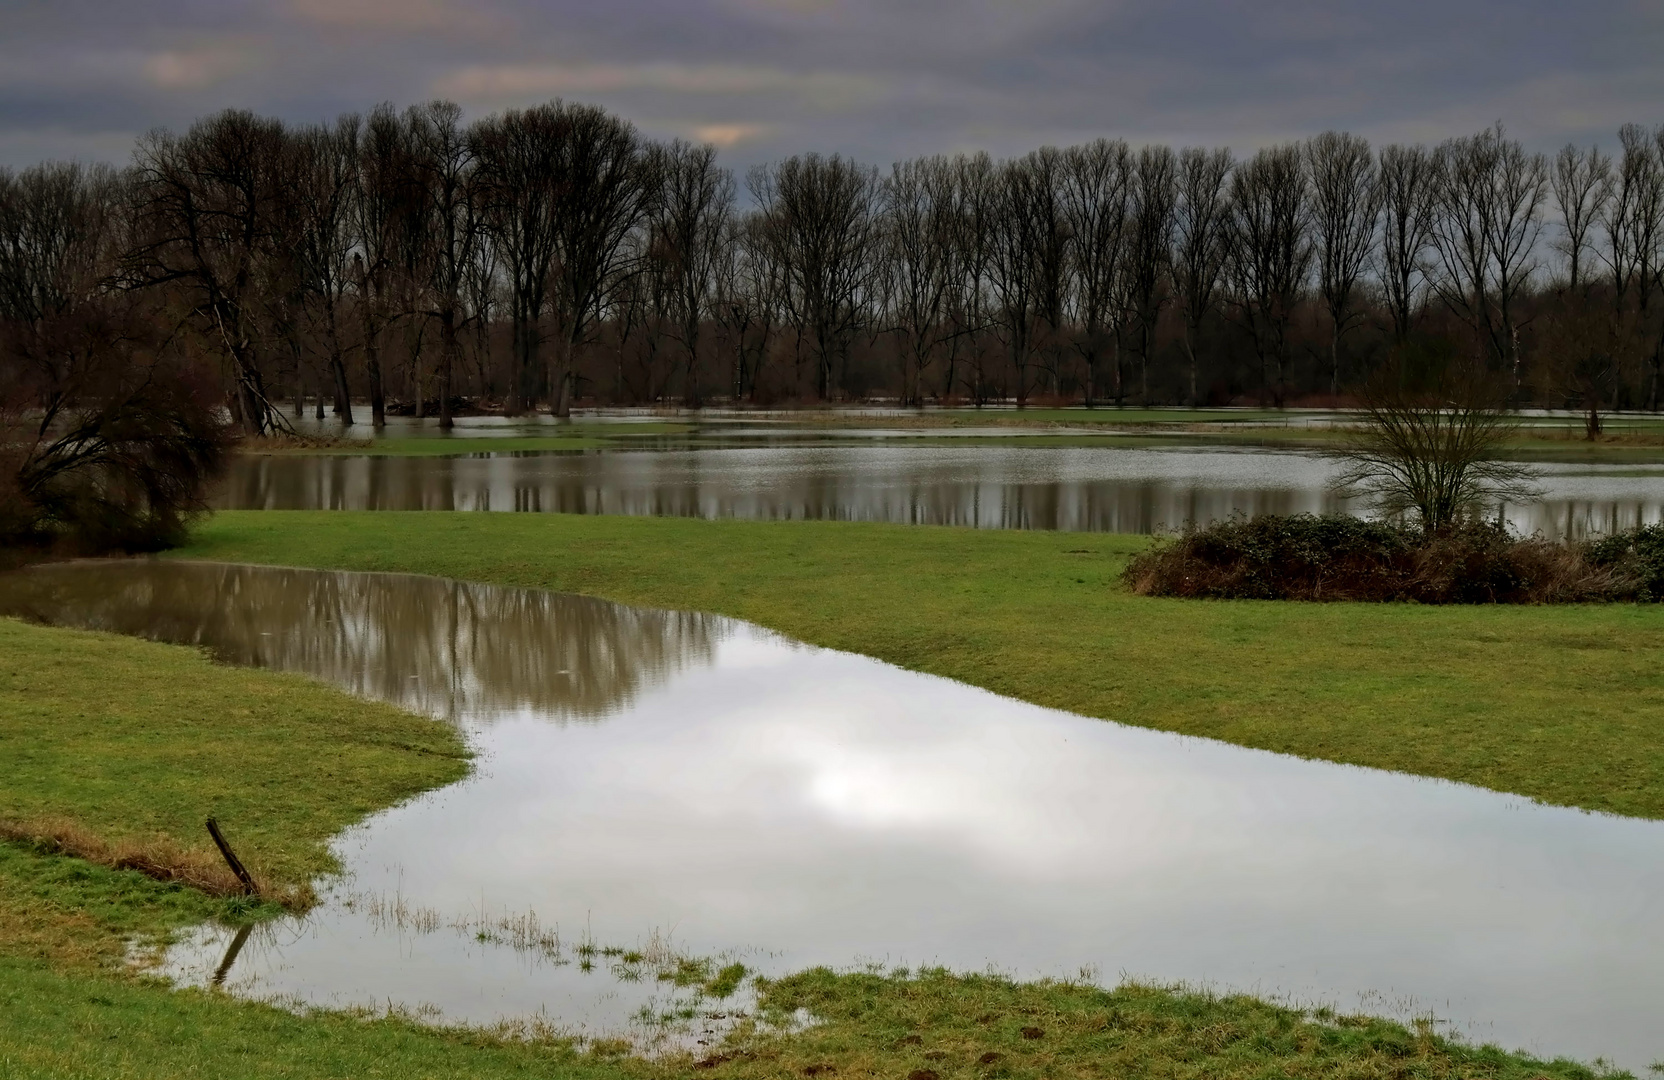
438 309 457 430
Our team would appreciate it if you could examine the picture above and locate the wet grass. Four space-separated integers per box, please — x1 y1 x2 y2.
713 967 1611 1080
0 955 1616 1080
183 510 1664 821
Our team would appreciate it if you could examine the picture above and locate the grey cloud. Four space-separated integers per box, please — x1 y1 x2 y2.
0 0 1658 172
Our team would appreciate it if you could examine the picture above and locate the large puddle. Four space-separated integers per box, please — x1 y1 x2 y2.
3 560 1662 1068
219 445 1664 538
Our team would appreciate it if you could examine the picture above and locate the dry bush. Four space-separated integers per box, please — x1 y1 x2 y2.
1124 513 1638 604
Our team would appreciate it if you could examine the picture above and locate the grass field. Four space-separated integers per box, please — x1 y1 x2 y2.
181 510 1664 821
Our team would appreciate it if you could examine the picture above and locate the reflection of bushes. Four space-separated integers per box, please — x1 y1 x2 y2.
1124 514 1648 604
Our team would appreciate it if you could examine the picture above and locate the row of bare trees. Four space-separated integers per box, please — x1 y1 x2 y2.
5 101 1664 436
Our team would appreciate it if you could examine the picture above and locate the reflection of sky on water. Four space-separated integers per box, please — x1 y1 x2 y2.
3 561 1662 1069
218 446 1664 538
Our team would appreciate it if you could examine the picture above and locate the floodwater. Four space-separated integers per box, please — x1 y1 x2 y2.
3 560 1662 1070
218 444 1664 538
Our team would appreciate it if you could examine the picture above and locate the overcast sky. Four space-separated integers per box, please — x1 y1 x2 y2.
1 0 1657 173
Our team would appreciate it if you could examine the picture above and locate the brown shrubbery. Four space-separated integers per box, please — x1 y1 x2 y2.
1123 514 1649 604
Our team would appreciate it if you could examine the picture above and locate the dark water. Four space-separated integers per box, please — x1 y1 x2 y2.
3 559 1662 1068
217 445 1664 537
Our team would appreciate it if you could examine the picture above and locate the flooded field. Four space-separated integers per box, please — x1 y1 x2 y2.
3 560 1662 1069
218 443 1664 538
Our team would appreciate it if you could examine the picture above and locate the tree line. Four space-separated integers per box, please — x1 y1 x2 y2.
4 100 1664 436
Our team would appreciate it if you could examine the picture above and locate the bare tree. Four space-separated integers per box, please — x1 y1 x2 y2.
1172 146 1232 405
355 103 421 425
1333 354 1536 532
407 100 478 428
1603 125 1664 408
1061 140 1131 407
1377 143 1439 343
1429 124 1548 383
751 154 879 400
290 115 360 424
469 105 559 414
0 161 232 550
1551 143 1612 293
652 141 733 407
1126 145 1177 405
1225 143 1311 408
944 152 996 404
545 103 655 417
988 150 1069 406
1307 131 1379 395
128 110 293 435
879 155 958 407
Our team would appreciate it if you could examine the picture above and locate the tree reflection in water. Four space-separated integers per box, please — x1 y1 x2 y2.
0 561 724 725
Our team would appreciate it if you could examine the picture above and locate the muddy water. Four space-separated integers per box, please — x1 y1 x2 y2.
218 445 1664 538
4 560 1663 1069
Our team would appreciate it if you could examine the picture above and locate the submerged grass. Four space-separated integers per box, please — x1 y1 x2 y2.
182 510 1664 821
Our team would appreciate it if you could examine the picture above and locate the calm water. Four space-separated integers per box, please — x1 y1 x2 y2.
218 445 1664 538
3 560 1662 1069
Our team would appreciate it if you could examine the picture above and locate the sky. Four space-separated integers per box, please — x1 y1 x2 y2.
1 0 1658 174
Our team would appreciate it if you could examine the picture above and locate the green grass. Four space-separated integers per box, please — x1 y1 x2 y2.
181 510 1664 821
0 618 469 891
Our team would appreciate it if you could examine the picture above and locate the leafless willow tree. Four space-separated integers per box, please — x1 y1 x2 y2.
0 161 231 549
1307 131 1379 395
1172 147 1232 406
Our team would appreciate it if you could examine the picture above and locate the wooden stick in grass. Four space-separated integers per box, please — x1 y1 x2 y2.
204 818 257 895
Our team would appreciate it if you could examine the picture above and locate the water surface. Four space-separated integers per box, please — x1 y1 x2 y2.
219 444 1664 538
3 560 1661 1069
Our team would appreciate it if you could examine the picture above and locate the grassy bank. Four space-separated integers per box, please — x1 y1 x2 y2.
0 618 469 920
182 510 1664 821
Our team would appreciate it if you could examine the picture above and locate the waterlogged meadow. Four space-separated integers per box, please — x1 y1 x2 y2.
4 559 1664 1071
